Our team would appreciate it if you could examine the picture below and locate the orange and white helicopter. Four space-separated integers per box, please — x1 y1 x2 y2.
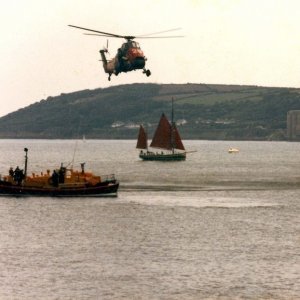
69 25 183 81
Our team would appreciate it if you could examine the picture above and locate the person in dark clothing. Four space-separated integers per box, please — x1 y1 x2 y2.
13 166 24 185
58 167 65 184
51 170 59 187
9 167 14 177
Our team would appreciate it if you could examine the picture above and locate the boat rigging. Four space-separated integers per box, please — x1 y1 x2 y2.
136 98 187 161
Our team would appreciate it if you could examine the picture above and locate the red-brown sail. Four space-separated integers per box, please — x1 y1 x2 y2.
150 114 172 150
150 113 185 151
136 125 148 149
173 126 185 150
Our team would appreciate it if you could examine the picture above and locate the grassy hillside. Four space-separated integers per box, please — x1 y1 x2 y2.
0 83 300 140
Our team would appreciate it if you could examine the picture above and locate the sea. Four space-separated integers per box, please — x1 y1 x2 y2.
0 139 299 300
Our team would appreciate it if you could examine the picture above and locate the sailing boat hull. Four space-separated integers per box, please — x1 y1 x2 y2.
139 152 186 161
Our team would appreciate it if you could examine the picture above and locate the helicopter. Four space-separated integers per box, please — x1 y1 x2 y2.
68 25 183 81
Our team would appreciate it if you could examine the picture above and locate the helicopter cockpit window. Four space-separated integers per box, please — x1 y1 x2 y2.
131 41 140 49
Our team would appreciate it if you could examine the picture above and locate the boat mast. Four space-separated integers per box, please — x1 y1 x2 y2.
171 98 175 154
145 125 148 151
143 124 148 151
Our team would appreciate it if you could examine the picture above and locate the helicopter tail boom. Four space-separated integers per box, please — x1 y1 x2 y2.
99 49 117 80
99 49 108 70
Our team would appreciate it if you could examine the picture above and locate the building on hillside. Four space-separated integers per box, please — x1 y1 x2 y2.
287 110 300 141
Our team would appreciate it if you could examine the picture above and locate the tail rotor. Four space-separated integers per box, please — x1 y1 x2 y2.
103 39 109 54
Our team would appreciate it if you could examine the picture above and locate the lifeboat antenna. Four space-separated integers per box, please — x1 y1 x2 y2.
24 148 28 179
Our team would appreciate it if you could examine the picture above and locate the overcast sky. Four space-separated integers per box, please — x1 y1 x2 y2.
1 0 300 117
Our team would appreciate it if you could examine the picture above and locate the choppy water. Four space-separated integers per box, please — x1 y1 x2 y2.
0 140 299 299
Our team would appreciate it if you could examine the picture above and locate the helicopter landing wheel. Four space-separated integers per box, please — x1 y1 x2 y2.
143 69 151 77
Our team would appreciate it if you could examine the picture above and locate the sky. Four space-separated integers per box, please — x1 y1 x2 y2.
1 0 300 117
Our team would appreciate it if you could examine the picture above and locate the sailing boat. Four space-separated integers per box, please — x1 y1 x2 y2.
136 99 186 161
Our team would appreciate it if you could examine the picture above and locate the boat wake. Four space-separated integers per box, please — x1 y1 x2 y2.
121 181 300 192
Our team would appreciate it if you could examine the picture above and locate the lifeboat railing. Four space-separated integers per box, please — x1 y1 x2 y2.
101 174 116 182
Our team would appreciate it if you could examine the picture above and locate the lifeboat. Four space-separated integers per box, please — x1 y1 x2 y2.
0 148 119 197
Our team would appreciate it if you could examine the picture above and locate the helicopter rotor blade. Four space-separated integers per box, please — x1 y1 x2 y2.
68 25 125 39
136 28 182 37
136 35 184 39
69 25 183 40
82 33 135 40
83 33 113 38
84 33 184 39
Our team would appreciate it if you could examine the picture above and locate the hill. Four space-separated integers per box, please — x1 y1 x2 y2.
1 83 300 140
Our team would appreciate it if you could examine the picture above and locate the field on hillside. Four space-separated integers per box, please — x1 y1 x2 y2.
0 83 299 140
